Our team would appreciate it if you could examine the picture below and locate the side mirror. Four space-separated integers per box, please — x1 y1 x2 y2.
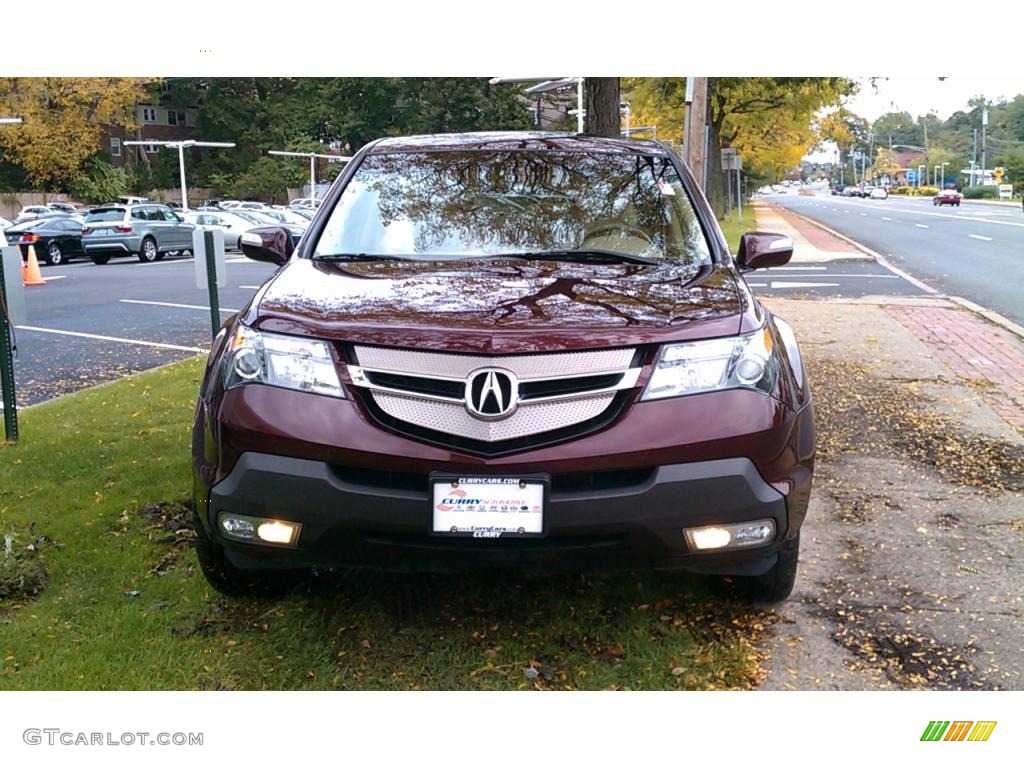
736 232 793 271
240 227 293 266
174 213 184 222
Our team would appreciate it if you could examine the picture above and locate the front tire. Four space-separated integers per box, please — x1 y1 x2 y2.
138 237 158 263
717 534 800 603
46 243 64 266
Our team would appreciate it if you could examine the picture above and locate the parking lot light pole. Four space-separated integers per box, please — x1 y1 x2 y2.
124 140 235 211
268 151 352 204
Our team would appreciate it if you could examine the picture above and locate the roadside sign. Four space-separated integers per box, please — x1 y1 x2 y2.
998 184 1013 199
721 148 742 171
906 170 917 183
1 246 26 324
193 228 226 290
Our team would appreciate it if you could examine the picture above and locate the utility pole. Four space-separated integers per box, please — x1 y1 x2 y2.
972 128 978 186
981 106 988 186
685 77 709 193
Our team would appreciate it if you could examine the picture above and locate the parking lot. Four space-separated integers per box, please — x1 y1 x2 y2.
8 253 277 405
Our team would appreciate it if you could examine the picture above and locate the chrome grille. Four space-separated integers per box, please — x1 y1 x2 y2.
353 346 636 380
371 392 617 442
348 345 639 444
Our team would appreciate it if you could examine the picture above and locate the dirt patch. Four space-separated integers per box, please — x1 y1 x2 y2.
812 357 1024 492
138 502 195 576
0 529 55 602
808 577 985 689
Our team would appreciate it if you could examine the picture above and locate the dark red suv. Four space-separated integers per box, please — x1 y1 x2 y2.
192 132 814 601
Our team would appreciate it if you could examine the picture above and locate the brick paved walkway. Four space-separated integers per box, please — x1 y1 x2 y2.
886 305 1024 431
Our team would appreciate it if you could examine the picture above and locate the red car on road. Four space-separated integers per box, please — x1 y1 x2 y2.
934 189 962 207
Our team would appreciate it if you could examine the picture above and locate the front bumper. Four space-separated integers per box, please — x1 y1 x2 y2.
200 451 801 576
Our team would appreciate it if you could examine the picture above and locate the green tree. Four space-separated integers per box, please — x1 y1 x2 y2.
707 78 855 212
229 156 307 204
0 77 152 190
69 154 128 203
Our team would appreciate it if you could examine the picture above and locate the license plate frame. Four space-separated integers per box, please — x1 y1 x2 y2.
429 473 549 539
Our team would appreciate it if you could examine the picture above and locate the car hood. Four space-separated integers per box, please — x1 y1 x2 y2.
251 257 752 354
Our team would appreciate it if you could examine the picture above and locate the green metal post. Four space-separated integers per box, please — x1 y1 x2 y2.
204 230 220 338
0 264 18 442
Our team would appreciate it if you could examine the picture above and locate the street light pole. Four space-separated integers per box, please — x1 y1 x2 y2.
268 151 353 204
124 139 236 211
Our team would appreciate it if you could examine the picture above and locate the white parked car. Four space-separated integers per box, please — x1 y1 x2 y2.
183 210 274 251
869 187 888 200
259 209 311 227
16 205 53 221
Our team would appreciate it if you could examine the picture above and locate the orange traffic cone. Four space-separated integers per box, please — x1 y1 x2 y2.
22 245 46 286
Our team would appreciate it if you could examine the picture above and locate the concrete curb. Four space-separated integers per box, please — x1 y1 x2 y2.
770 204 1024 342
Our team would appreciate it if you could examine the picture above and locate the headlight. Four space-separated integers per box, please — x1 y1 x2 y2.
642 326 780 401
223 325 345 397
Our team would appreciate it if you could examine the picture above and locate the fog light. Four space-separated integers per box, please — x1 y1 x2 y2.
257 521 299 545
220 516 255 539
689 527 731 550
217 512 301 547
684 519 776 551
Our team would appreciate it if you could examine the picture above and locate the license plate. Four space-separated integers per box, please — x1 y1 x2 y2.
92 228 111 236
431 475 546 538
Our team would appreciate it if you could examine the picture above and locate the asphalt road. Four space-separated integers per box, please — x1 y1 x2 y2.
770 192 1024 325
8 253 277 406
750 260 926 300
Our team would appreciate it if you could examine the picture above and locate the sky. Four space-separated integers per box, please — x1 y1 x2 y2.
846 77 1024 121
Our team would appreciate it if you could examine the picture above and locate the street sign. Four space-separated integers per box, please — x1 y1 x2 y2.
906 170 917 183
998 184 1013 199
721 148 742 171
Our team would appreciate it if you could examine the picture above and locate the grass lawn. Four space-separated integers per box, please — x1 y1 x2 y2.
717 206 757 254
1 359 771 690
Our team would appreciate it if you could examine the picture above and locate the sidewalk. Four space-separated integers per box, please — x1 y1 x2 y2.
755 202 1024 433
751 203 1024 691
753 204 866 263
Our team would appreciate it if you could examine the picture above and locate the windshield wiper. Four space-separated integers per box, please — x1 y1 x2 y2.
312 253 410 262
499 249 661 266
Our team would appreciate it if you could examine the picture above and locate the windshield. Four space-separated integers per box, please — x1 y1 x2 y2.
313 150 712 264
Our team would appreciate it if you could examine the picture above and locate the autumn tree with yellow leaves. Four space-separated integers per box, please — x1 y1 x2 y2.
0 77 153 190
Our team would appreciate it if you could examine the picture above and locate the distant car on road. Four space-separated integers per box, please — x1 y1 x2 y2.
4 216 85 265
933 189 961 207
869 187 888 200
81 203 196 264
831 184 845 196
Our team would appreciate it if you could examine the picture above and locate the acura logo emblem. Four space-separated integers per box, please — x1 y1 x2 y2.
465 368 518 421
